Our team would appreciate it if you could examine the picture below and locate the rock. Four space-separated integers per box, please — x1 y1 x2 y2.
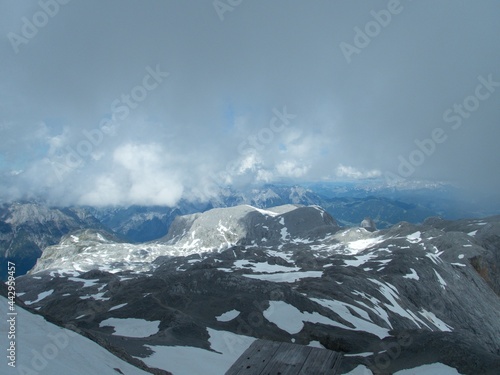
360 217 377 232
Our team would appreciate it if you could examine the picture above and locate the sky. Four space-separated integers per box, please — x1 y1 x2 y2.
0 0 499 206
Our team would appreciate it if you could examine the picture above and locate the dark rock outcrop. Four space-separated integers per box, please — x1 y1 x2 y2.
361 217 377 232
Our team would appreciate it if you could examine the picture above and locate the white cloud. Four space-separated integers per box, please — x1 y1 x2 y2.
336 164 381 180
45 127 71 157
79 143 184 206
276 160 310 178
79 175 122 206
256 169 274 183
236 152 262 175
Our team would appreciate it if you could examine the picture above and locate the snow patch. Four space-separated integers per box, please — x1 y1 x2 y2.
234 260 300 273
426 252 443 265
406 231 421 243
394 363 462 374
88 292 110 301
343 253 377 267
243 271 323 283
109 303 128 311
68 277 99 288
403 268 419 280
24 289 54 305
308 340 325 348
280 226 289 240
311 298 390 339
344 352 377 358
263 300 347 334
418 309 453 332
434 269 447 289
351 290 392 329
216 309 240 322
99 318 160 338
140 329 255 375
250 205 280 217
368 279 429 329
346 236 384 253
343 365 374 374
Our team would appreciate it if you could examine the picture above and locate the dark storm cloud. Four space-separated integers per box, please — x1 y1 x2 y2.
0 0 499 205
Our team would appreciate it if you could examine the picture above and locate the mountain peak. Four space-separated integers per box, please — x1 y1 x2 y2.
162 204 339 253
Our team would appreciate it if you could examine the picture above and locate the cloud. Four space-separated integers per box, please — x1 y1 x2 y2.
0 1 499 205
79 143 184 206
336 165 382 180
276 161 310 179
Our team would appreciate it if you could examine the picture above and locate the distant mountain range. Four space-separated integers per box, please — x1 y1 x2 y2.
2 182 498 280
88 182 497 242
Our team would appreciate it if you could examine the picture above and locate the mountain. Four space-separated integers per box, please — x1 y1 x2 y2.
86 182 480 243
162 204 338 251
15 204 500 374
3 182 488 280
87 205 186 243
208 184 444 228
28 204 338 273
0 202 106 280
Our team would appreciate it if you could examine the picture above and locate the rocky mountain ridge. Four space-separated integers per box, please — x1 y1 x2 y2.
14 204 500 374
87 182 480 243
2 183 492 280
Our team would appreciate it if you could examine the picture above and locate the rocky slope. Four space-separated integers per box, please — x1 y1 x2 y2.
0 283 169 375
0 202 105 279
14 205 500 374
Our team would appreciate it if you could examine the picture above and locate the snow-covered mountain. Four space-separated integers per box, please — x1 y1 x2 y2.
15 205 500 374
162 204 338 252
28 204 337 273
2 183 487 280
0 202 105 279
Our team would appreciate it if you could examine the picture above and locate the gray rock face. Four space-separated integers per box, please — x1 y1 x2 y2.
361 216 377 232
14 207 500 375
424 215 500 297
162 204 339 251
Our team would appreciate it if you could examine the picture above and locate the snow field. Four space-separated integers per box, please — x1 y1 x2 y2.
0 296 150 375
